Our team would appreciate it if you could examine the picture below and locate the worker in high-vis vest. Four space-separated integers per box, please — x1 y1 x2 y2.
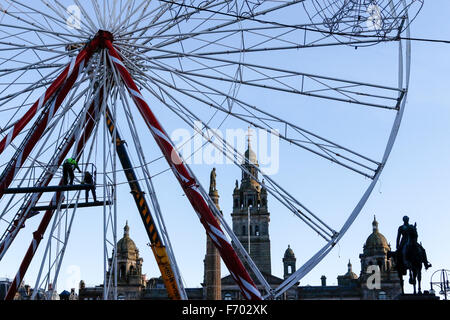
63 158 81 185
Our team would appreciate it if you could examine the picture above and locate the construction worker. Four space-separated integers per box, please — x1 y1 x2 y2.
82 171 97 203
63 158 81 185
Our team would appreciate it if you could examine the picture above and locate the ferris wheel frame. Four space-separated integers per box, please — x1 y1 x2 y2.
0 0 414 300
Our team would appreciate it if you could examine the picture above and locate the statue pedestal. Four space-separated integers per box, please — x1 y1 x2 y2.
396 292 440 300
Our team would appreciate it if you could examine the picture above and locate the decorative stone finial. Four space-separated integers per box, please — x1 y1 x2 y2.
372 215 378 233
124 221 129 237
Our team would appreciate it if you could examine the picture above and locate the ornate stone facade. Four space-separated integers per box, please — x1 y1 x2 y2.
231 139 271 275
220 138 297 300
298 217 402 300
359 216 401 299
79 222 147 300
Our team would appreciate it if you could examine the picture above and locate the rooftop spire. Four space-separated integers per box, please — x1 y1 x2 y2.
372 215 379 233
124 221 129 237
247 125 252 150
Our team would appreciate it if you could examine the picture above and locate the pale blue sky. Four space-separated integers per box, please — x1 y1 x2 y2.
0 1 449 298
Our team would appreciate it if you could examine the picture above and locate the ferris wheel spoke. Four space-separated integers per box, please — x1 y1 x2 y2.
41 0 95 38
123 3 171 41
119 51 381 178
110 79 188 299
119 0 301 57
0 103 75 223
115 21 374 43
118 42 403 111
27 112 102 300
5 0 68 36
110 0 152 35
50 0 96 35
131 71 337 242
116 1 224 39
0 21 90 42
123 79 274 293
0 39 101 158
106 42 264 299
0 79 106 263
4 0 90 42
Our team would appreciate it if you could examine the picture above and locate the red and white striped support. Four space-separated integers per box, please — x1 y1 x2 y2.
105 41 262 300
0 39 98 155
0 88 103 262
4 191 64 300
3 88 103 299
0 36 101 200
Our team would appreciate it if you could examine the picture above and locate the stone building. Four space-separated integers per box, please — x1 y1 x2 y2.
113 221 147 299
231 139 271 275
78 141 403 301
220 139 296 300
79 222 147 300
358 216 402 299
283 245 296 280
297 216 402 300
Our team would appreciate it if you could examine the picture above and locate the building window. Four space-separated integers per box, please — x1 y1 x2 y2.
242 225 246 236
224 292 232 300
255 225 260 236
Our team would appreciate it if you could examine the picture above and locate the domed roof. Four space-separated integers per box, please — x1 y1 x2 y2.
342 260 358 280
245 146 257 165
117 221 138 254
364 216 390 254
284 245 295 259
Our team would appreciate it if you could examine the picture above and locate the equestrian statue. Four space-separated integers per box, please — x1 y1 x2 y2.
388 216 432 294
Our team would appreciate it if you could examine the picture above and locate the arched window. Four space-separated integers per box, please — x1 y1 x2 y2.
242 225 246 236
224 293 232 300
255 225 260 236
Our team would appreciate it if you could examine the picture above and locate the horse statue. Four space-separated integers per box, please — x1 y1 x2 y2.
387 216 431 295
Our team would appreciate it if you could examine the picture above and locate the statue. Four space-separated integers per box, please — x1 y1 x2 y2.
209 168 217 193
388 216 431 294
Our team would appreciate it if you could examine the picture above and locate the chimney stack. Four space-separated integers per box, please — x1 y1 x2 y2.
321 275 327 287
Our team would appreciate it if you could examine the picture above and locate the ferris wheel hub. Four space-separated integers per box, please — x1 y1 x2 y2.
94 30 114 49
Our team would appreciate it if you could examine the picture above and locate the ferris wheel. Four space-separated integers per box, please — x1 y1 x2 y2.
0 0 422 300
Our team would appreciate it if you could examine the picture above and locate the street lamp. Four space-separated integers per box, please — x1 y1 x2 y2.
430 269 450 300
